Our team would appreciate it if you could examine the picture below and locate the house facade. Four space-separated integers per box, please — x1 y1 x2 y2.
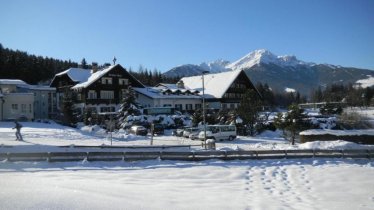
50 64 145 116
0 79 57 121
134 70 259 112
179 70 259 110
0 80 34 121
134 84 202 112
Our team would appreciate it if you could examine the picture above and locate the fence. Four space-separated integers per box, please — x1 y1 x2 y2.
1 149 374 162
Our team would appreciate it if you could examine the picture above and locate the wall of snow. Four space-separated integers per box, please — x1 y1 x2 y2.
300 129 374 144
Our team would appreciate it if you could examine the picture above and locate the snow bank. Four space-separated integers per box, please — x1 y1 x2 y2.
300 129 374 136
298 140 372 150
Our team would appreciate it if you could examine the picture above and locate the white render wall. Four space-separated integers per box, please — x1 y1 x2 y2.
136 94 202 111
2 93 34 121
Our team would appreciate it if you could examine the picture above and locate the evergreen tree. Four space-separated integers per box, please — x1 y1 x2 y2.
0 43 78 84
81 58 88 69
274 104 312 145
117 87 140 128
192 109 203 127
61 91 77 127
237 89 263 136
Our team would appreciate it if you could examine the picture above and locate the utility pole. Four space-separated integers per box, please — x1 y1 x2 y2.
202 71 209 149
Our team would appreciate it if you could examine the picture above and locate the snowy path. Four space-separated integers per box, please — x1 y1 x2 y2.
1 159 374 210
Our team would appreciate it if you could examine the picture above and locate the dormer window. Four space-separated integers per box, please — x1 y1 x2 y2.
119 78 129 85
102 77 112 85
88 90 97 99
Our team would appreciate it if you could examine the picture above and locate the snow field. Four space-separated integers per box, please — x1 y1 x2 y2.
1 159 374 210
1 121 374 209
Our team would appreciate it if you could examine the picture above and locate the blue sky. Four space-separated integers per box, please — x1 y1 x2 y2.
1 0 373 71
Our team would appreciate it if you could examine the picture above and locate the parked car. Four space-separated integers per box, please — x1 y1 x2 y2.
198 125 237 141
189 130 202 140
173 126 188 137
183 127 201 138
152 124 165 135
129 125 148 136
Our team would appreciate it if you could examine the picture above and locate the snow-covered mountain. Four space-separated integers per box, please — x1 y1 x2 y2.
227 49 315 70
163 60 231 78
200 59 231 73
163 49 374 95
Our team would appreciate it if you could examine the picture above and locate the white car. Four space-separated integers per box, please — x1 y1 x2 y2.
183 127 201 138
198 125 237 141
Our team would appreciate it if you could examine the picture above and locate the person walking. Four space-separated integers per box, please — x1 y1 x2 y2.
13 120 23 141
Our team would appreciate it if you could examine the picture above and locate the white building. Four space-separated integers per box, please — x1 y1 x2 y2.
0 80 34 121
134 84 202 112
0 79 56 121
134 70 259 112
179 70 259 109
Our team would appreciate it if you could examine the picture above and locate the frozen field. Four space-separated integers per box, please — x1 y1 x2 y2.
1 121 374 209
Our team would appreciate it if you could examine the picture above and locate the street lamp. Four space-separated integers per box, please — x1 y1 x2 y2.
202 71 209 149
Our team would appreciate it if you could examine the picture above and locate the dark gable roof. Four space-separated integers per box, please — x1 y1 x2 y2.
51 64 145 89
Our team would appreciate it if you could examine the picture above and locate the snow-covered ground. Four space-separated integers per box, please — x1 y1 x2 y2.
1 159 374 210
1 121 373 152
1 121 374 209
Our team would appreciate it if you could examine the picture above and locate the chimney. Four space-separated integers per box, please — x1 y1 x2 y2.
91 62 98 73
176 80 184 89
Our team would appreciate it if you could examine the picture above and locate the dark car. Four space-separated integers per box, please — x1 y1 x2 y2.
129 125 148 136
152 124 165 135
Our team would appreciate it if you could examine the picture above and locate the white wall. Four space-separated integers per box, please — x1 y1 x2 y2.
2 93 34 121
136 94 155 108
137 94 201 111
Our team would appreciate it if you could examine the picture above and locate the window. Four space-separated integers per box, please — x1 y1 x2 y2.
29 104 32 113
224 93 236 98
195 104 202 110
163 104 172 107
101 77 112 85
175 104 182 110
100 107 115 112
185 104 193 110
88 90 97 99
11 104 18 110
21 104 27 113
100 91 114 99
119 78 129 85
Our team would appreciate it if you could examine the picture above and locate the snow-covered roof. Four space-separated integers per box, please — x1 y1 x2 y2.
72 65 117 89
134 87 201 99
23 85 56 91
156 83 178 89
0 79 27 85
180 70 243 98
56 68 92 83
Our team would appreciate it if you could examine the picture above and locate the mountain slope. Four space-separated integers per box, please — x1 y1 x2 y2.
163 49 374 95
163 60 230 78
